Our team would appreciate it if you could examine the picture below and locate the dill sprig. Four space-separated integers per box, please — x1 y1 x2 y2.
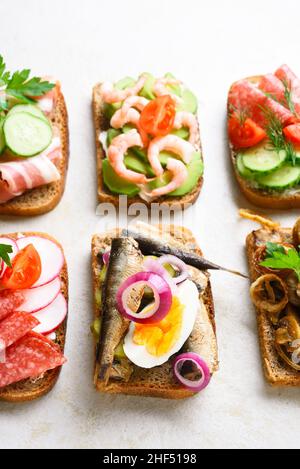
228 103 249 125
282 78 296 115
261 106 297 165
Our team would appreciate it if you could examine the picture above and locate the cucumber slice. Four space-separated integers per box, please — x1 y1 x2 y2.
242 147 286 173
3 112 52 157
257 164 300 190
8 104 48 122
236 154 255 180
0 117 5 154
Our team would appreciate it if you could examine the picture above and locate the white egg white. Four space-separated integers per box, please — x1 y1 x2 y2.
123 279 199 368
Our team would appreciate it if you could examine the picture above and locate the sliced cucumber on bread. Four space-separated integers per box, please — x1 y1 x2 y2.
257 164 300 190
4 111 52 157
241 146 286 173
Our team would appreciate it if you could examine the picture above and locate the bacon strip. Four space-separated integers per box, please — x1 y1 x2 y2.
229 80 296 128
0 138 61 204
36 79 60 115
275 64 300 115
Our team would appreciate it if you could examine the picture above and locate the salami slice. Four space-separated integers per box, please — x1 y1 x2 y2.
0 331 66 388
259 74 286 105
229 79 296 128
0 290 25 322
0 312 39 348
275 64 300 114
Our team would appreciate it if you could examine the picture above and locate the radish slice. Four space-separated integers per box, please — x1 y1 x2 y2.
32 293 67 335
0 237 19 278
16 277 61 314
17 236 64 288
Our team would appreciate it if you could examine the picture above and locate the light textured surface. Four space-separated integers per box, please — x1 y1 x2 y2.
0 0 300 450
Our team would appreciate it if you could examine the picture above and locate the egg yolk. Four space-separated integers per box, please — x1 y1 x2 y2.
133 297 184 356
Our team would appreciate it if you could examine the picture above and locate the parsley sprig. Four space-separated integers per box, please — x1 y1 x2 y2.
260 242 300 280
0 243 13 268
0 56 55 112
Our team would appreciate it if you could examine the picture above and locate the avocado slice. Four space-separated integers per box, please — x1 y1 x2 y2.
164 72 181 96
0 117 5 154
139 73 156 100
102 159 140 197
171 127 190 140
177 88 198 114
106 128 121 146
125 151 155 177
146 152 203 196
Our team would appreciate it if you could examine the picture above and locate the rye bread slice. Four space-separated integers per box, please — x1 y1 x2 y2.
0 232 68 402
0 90 69 216
228 76 300 210
246 226 300 386
92 84 203 209
92 224 218 399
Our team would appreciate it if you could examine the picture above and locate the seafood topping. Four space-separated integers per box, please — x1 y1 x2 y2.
275 306 300 371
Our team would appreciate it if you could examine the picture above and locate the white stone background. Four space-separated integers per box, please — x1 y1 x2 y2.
0 0 299 449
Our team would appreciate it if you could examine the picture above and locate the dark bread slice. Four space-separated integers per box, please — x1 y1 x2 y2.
92 84 203 209
0 232 68 402
228 76 300 209
92 224 218 399
0 90 69 216
246 226 300 386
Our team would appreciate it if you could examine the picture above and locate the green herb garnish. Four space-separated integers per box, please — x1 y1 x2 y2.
0 243 13 268
282 78 296 116
0 55 55 112
260 242 300 280
261 107 297 165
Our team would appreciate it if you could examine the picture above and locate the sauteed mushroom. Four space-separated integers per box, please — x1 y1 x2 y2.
275 306 300 371
286 272 300 307
292 218 300 248
250 274 288 324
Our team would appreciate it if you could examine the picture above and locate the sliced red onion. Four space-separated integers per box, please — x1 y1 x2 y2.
173 352 211 392
102 249 111 265
157 255 189 285
143 258 177 294
116 271 172 324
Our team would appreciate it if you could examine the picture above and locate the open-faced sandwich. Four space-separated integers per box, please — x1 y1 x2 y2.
0 233 68 402
0 55 69 216
228 65 300 209
93 74 203 208
92 223 247 399
241 209 300 386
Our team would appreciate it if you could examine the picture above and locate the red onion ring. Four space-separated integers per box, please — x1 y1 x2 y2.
157 255 189 285
116 271 172 324
102 249 111 265
173 352 211 392
143 258 177 294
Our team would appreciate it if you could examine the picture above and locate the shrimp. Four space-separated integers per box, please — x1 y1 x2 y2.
110 108 140 129
147 134 195 177
145 158 188 198
101 75 147 104
173 111 199 146
107 129 147 184
153 78 183 105
120 96 149 118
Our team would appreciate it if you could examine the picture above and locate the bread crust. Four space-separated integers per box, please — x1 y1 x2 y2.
91 225 218 399
92 84 203 209
228 75 300 209
0 90 69 216
246 227 300 386
0 232 68 402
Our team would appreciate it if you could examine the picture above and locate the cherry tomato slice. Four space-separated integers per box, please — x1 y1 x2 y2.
228 116 266 149
139 95 176 137
1 244 41 290
283 123 300 145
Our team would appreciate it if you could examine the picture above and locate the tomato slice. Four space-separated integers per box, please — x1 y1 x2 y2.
283 123 300 145
139 95 176 137
228 116 267 149
1 244 41 290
